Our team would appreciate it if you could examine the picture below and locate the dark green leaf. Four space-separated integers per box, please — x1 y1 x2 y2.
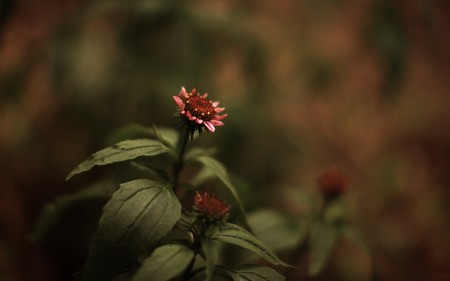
32 180 115 242
248 209 306 252
342 226 379 281
191 165 216 186
202 237 219 281
112 272 134 281
341 226 370 254
67 139 176 180
105 124 154 145
129 161 171 182
192 156 251 230
308 220 338 275
211 223 290 267
152 124 179 150
216 265 285 281
81 179 181 281
185 147 216 160
132 244 194 281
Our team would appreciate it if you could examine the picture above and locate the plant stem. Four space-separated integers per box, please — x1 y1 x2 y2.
180 253 197 281
180 223 206 280
173 126 191 186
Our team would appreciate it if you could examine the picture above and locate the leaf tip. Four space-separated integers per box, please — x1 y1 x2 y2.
66 170 77 181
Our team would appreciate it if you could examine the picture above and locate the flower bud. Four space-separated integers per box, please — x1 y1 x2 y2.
193 192 231 224
317 167 348 200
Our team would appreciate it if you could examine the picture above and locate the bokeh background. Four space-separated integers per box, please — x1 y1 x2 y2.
1 0 449 280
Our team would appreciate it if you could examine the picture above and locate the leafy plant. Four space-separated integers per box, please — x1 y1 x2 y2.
238 168 377 280
34 87 374 281
36 87 290 281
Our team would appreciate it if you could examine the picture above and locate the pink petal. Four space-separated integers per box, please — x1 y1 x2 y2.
179 87 188 98
215 114 228 121
210 119 224 126
196 118 203 124
212 101 219 107
173 96 184 109
204 121 215 132
186 111 197 121
215 107 225 113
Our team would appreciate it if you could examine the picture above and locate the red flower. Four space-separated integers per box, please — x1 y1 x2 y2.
194 192 231 221
317 167 348 200
173 87 228 133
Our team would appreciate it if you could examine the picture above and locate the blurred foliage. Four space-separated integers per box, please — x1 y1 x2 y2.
1 0 450 280
364 0 407 96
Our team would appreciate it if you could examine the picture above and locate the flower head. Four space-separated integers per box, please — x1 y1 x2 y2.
317 167 348 200
193 192 231 223
173 87 228 136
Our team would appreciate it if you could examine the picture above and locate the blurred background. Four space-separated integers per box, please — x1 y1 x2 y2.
1 0 449 280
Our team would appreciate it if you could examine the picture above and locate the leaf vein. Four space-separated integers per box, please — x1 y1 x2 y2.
94 144 164 161
120 186 166 240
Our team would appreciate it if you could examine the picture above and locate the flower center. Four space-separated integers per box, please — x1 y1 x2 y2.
186 94 217 121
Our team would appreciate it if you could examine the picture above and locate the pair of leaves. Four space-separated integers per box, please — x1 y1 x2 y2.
200 223 289 281
307 200 375 277
308 220 378 279
130 243 285 281
81 179 181 281
197 223 291 280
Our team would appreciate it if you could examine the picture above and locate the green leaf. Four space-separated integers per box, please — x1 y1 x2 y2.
341 226 370 254
112 272 134 281
67 139 176 180
129 161 171 182
202 237 219 281
247 208 306 252
216 265 285 281
105 124 178 147
192 156 251 231
308 220 338 275
131 244 195 281
341 226 379 281
105 124 154 145
81 179 181 281
32 180 115 242
211 223 290 267
152 124 179 150
185 147 216 160
191 164 216 186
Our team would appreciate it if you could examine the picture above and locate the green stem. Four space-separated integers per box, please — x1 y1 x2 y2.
173 126 191 187
180 252 197 281
180 222 208 280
